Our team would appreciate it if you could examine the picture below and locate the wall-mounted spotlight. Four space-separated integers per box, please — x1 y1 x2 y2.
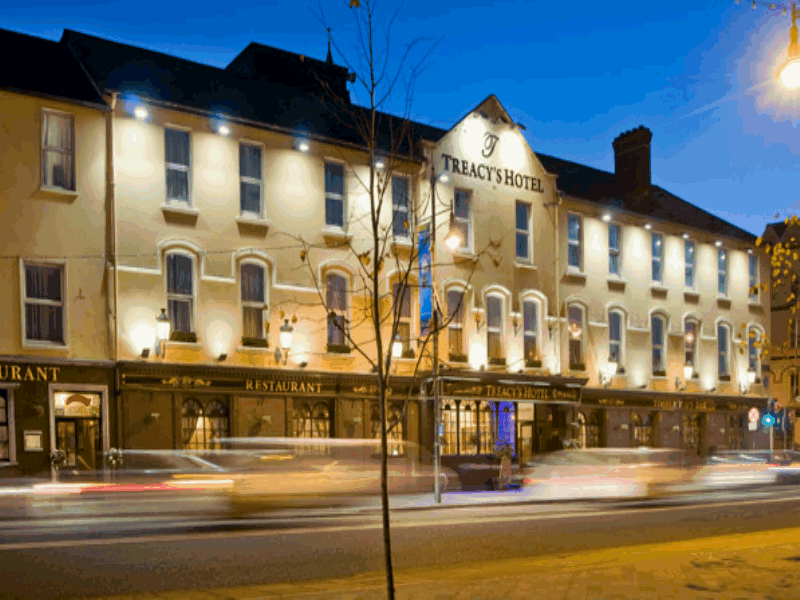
133 105 149 121
140 348 150 359
644 223 652 230
296 139 310 153
217 353 227 362
217 124 231 136
747 248 753 255
299 361 308 369
374 157 385 170
715 240 723 248
601 212 612 223
682 232 690 240
437 172 450 184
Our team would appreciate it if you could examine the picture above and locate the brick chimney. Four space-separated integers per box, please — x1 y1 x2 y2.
612 126 652 195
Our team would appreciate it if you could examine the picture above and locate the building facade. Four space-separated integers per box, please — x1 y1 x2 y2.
0 27 773 476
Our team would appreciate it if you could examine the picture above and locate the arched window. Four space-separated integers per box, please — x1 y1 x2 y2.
609 309 624 368
205 400 229 449
459 401 478 455
718 323 731 379
633 412 655 447
181 398 229 450
683 414 700 451
522 299 539 366
486 295 504 363
685 318 699 374
651 314 666 376
587 413 601 448
241 262 268 343
167 252 195 336
326 273 348 349
576 412 587 449
479 402 496 453
441 402 457 455
568 304 585 369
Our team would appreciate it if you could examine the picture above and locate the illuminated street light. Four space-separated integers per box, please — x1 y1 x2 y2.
443 212 463 251
777 3 800 90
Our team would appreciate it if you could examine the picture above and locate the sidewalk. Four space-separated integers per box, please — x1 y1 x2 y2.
97 527 800 599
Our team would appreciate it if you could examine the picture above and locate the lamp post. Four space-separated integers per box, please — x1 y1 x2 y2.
155 308 170 358
777 3 800 89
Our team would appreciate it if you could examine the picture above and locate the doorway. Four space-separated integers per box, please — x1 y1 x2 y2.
519 422 534 464
51 389 106 472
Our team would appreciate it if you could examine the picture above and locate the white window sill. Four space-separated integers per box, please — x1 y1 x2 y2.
452 250 477 261
684 289 700 300
650 283 668 292
324 352 355 360
322 225 352 244
748 299 762 307
237 345 272 353
161 203 199 218
607 276 627 285
22 340 68 351
717 294 731 302
515 261 537 271
651 376 668 381
166 341 202 349
236 215 271 231
39 186 78 199
391 237 413 251
565 268 587 280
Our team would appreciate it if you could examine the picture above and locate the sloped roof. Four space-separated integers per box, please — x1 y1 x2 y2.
0 28 105 107
536 152 756 243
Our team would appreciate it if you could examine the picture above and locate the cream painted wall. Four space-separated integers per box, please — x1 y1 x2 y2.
0 91 110 360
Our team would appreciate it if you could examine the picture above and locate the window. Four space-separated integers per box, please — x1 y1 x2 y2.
392 282 412 354
447 290 465 359
685 240 695 288
241 263 267 343
453 189 471 250
0 390 13 463
441 402 458 455
293 401 331 439
459 401 478 455
748 327 761 375
568 304 584 368
718 248 728 295
239 143 262 216
392 176 410 237
516 201 531 261
23 263 64 344
523 300 539 365
325 162 345 227
167 254 194 335
42 110 75 191
718 323 731 378
652 314 666 375
608 223 621 275
181 398 228 450
487 295 504 363
685 319 698 371
326 273 348 348
749 254 759 302
609 310 623 367
371 402 404 456
441 400 514 456
652 233 663 283
567 214 582 269
478 403 496 454
165 128 190 203
632 412 655 447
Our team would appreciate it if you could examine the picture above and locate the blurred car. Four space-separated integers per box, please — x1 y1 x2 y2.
517 448 693 501
696 450 800 489
216 438 459 518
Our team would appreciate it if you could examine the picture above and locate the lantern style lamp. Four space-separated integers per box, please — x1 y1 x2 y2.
155 308 171 357
392 335 403 359
443 212 463 251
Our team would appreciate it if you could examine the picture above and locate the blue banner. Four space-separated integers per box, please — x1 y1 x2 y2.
419 224 432 337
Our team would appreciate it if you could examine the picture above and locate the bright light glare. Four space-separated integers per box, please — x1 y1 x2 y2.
443 231 462 251
218 124 230 136
133 106 148 120
779 59 800 90
297 140 310 153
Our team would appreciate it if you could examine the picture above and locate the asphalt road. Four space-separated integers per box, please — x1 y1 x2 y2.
1 487 799 599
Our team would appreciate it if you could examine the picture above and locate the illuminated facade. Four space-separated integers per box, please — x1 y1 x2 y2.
0 27 773 476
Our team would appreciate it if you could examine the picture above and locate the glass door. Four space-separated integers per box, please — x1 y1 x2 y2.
56 418 100 470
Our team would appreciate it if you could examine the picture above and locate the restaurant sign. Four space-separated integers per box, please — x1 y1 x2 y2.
441 381 580 402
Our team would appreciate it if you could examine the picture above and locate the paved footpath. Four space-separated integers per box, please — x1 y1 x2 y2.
96 527 800 600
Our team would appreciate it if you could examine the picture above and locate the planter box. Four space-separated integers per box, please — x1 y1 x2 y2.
170 331 197 343
241 337 269 348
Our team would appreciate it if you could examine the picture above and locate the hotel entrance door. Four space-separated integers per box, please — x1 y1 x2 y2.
53 391 102 471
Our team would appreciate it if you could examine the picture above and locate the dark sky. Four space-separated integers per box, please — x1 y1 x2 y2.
7 0 800 235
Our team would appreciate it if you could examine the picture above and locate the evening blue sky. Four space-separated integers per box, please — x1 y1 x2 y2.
6 0 800 236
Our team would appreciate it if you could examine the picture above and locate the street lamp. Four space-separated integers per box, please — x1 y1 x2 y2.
155 308 170 357
777 3 800 89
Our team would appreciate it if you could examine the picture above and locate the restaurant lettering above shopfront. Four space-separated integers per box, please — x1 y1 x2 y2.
0 364 61 382
246 379 324 394
442 382 580 402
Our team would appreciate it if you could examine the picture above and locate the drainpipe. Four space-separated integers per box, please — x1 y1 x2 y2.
106 91 121 452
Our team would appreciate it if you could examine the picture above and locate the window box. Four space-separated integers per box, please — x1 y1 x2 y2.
170 331 197 343
489 357 506 366
526 359 542 369
449 353 468 363
241 337 268 348
327 343 351 354
719 375 731 382
570 362 585 372
652 370 667 378
402 348 416 359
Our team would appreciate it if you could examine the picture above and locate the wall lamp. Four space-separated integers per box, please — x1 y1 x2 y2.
740 370 757 394
217 353 227 362
599 362 617 388
133 105 149 121
601 212 612 223
140 348 150 359
217 124 231 136
442 212 463 251
274 319 295 365
155 308 171 358
296 139 310 153
676 364 693 391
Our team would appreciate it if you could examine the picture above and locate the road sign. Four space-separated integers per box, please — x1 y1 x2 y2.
748 422 758 431
748 408 760 423
762 414 775 428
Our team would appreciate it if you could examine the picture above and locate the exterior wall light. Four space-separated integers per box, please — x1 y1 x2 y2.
600 362 617 387
747 248 753 255
375 158 385 170
715 240 723 247
274 319 295 366
296 139 310 153
683 364 694 381
140 348 150 359
155 308 171 357
217 353 227 362
777 3 800 90
601 212 612 222
438 172 450 184
133 105 149 120
392 336 403 359
217 124 231 136
443 212 463 251
644 223 652 230
682 232 690 240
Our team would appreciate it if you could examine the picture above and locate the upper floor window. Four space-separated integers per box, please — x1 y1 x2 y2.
239 143 262 216
392 282 412 354
447 290 466 359
453 189 472 251
749 254 759 302
567 214 582 269
718 248 728 295
23 263 64 344
651 314 666 376
609 309 623 367
516 201 532 261
165 129 190 203
325 162 345 228
392 176 410 238
167 253 195 335
568 304 584 368
748 327 761 375
523 300 539 365
685 319 699 372
241 263 267 343
652 233 663 283
685 240 695 288
718 323 731 379
42 110 75 191
608 223 621 275
326 273 348 348
486 295 504 362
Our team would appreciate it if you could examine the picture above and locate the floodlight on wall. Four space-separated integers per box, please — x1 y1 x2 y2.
217 124 231 136
296 139 310 153
133 105 149 121
392 336 403 359
374 157 385 170
437 172 450 184
443 212 463 251
715 240 723 248
747 370 757 385
601 212 612 223
644 223 652 230
682 232 690 240
683 364 694 381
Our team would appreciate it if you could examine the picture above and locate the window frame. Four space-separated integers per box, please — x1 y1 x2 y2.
240 260 269 344
41 109 76 192
522 299 540 366
685 318 699 373
651 232 664 284
608 222 621 276
165 251 197 338
567 213 583 270
608 309 625 369
718 323 731 379
748 326 762 377
515 200 532 262
0 388 16 465
486 294 505 363
21 260 67 348
446 288 467 360
453 188 473 252
391 175 411 239
324 160 346 229
718 247 728 296
325 270 350 350
164 126 192 205
239 141 264 218
685 240 696 289
651 313 667 376
749 254 759 303
392 281 414 354
567 303 585 369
